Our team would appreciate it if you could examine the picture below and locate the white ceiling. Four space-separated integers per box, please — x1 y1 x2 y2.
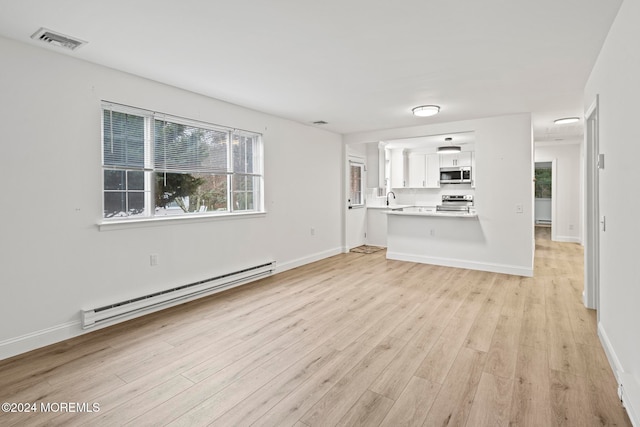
0 0 622 140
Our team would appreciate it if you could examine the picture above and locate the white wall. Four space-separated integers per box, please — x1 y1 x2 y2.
584 0 640 421
344 113 534 276
535 141 583 243
0 36 343 359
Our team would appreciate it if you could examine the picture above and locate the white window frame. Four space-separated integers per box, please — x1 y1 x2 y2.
101 101 264 223
349 161 365 208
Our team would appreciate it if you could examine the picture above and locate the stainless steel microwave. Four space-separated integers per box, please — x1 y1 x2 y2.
439 166 472 184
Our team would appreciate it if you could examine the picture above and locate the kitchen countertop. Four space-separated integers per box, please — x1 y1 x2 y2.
387 210 477 218
367 205 477 217
366 204 413 210
384 206 477 218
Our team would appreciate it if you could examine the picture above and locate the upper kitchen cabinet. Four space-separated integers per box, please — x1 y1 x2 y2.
381 131 475 190
440 151 472 168
408 153 440 188
426 154 440 187
389 148 407 188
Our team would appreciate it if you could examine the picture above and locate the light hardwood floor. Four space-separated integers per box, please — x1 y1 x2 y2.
0 227 631 426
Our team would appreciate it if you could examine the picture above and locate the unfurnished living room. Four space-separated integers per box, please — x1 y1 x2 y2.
1 1 639 426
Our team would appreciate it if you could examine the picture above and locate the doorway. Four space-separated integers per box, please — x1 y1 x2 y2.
345 155 367 250
533 159 557 241
534 162 553 227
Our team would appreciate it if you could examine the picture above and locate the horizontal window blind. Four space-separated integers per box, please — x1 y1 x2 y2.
101 101 264 219
232 130 261 175
154 120 230 174
102 107 149 169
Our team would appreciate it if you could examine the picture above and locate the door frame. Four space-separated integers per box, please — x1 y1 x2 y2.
533 159 557 239
345 151 367 251
584 95 600 313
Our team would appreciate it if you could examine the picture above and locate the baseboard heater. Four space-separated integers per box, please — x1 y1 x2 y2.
81 261 276 329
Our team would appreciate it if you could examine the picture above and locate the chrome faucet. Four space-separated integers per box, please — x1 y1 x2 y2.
386 191 396 206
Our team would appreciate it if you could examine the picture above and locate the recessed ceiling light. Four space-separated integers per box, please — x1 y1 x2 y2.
554 117 580 125
412 105 440 117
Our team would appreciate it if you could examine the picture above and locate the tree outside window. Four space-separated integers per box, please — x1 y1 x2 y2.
535 167 552 198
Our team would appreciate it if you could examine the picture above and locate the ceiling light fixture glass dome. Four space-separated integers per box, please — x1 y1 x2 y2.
437 136 461 153
412 105 440 117
554 117 580 125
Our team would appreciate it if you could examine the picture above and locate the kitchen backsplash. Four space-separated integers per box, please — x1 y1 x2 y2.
366 187 475 207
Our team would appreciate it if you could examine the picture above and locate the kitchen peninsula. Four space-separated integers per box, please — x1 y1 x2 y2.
385 206 484 272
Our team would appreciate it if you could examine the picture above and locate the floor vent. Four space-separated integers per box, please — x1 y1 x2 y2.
81 261 275 329
31 27 86 51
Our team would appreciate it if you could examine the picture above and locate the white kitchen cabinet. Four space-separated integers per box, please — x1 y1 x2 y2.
408 153 440 188
440 151 472 167
426 154 440 187
408 153 426 187
366 208 387 246
389 148 407 188
471 152 476 188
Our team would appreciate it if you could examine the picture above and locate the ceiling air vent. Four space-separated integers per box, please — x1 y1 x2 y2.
31 28 86 51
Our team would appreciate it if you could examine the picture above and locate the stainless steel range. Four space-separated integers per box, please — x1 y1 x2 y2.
436 195 474 212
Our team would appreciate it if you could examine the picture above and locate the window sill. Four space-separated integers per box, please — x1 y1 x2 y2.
98 210 267 231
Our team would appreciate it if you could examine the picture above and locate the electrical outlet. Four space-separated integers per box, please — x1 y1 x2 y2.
515 204 524 214
430 229 435 236
310 227 316 236
150 254 158 266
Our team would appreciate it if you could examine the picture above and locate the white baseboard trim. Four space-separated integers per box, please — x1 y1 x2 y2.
598 322 624 381
554 235 581 244
0 320 83 361
598 322 640 427
0 247 343 361
274 247 344 274
386 251 533 277
620 373 640 427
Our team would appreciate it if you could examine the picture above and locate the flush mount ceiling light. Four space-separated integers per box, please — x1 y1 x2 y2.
412 105 440 117
554 117 580 125
437 137 461 153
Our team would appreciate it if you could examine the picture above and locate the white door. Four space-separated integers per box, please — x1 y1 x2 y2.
346 157 366 250
584 96 600 314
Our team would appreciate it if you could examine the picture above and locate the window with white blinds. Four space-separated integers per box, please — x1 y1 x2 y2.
102 102 263 220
